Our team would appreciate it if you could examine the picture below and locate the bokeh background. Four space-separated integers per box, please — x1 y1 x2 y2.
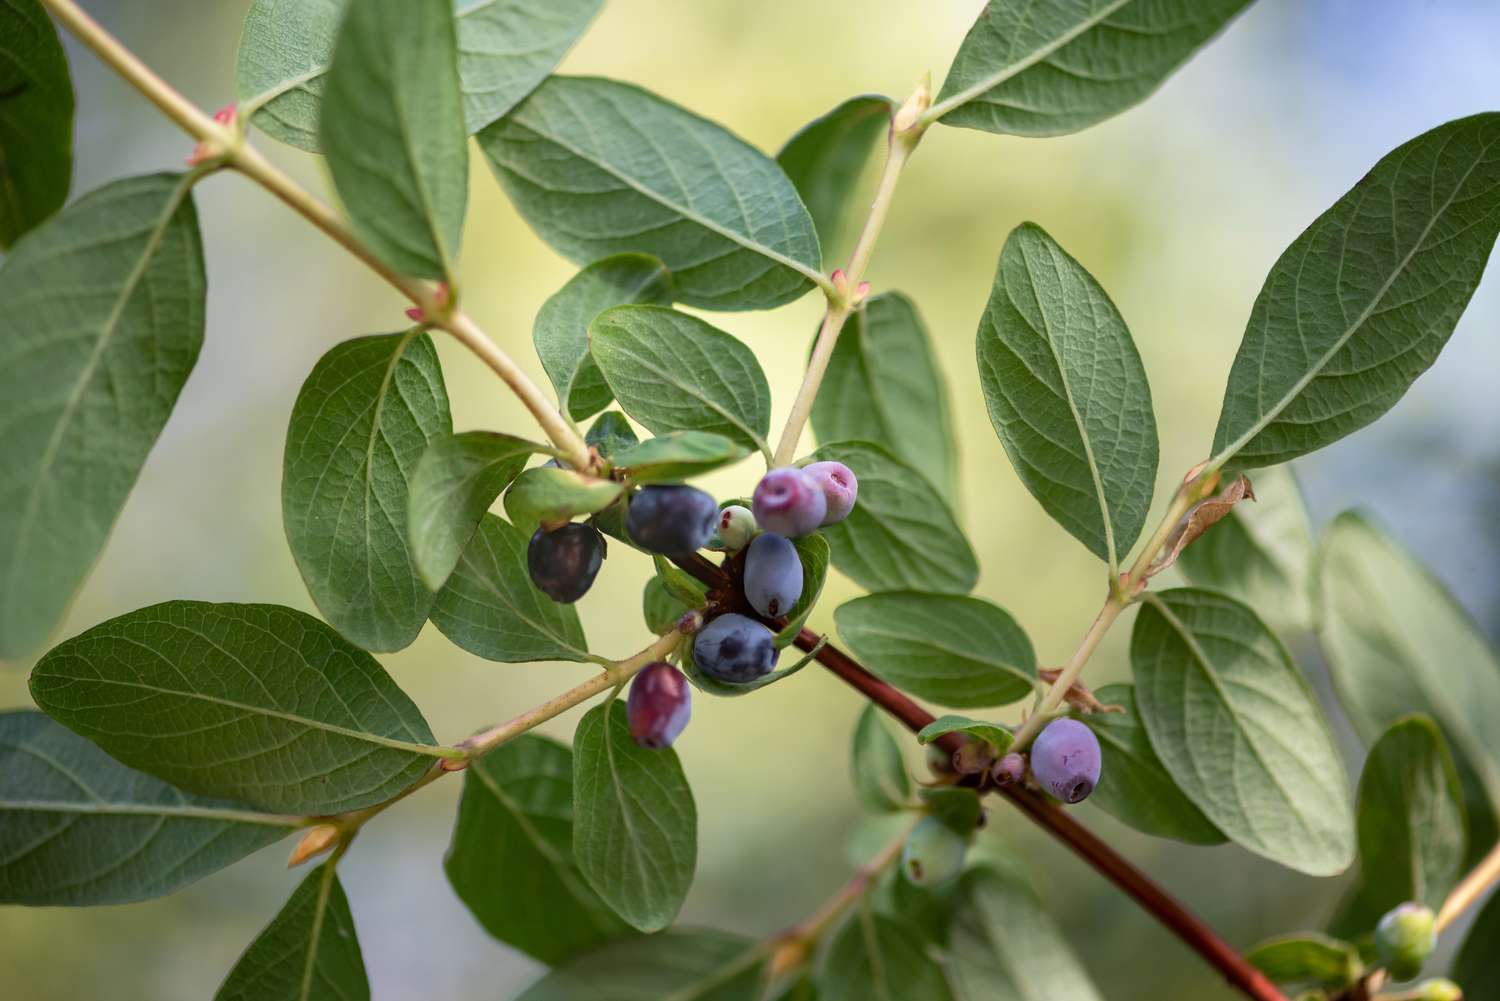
4 0 1500 997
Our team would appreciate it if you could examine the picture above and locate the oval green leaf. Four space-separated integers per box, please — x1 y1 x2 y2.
808 442 978 595
851 704 910 813
503 465 625 533
835 592 1035 708
930 0 1250 137
612 431 748 485
817 910 952 1001
515 930 763 1001
445 733 627 964
320 0 468 280
0 710 300 906
284 331 452 652
776 95 892 258
585 411 639 458
977 222 1157 569
1211 113 1500 469
29 601 443 815
0 0 74 247
917 715 1014 755
1247 934 1362 992
0 173 205 660
642 576 695 635
812 292 958 503
573 701 696 933
1131 588 1354 875
430 514 591 663
479 76 822 311
592 306 772 454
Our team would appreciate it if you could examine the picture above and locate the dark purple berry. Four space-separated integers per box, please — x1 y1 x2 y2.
1030 718 1101 804
627 662 692 749
803 460 857 525
752 467 826 538
743 533 803 618
625 485 718 554
526 523 604 603
693 613 778 683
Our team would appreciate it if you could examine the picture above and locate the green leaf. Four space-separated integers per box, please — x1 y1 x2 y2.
1177 465 1315 634
592 306 773 453
573 701 696 933
238 0 598 149
214 863 368 1001
1317 511 1500 867
642 576 696 636
1330 716 1466 939
430 514 591 663
445 733 627 964
0 0 73 247
283 331 452 652
1131 589 1354 875
835 592 1034 708
931 0 1250 137
851 705 910 813
0 173 205 660
536 254 674 422
479 75 823 311
976 223 1157 569
408 431 546 591
776 95 892 257
807 442 978 595
1454 886 1500 1000
1075 683 1224 845
0 710 299 906
320 0 467 280
503 465 625 533
817 909 953 1001
947 866 1105 1001
811 292 958 503
918 786 983 835
917 715 1013 754
1211 113 1500 469
775 533 831 644
652 555 709 609
515 930 764 1001
612 431 749 485
29 601 442 814
586 411 639 458
1246 934 1362 992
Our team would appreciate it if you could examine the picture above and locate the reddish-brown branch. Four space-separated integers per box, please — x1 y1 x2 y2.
671 552 1283 1001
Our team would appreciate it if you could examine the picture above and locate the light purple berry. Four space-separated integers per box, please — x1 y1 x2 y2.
992 752 1025 786
752 467 826 538
627 662 692 749
743 533 803 618
803 460 857 525
1030 718 1101 804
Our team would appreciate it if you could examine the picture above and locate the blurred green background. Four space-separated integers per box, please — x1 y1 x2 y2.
4 1 1500 997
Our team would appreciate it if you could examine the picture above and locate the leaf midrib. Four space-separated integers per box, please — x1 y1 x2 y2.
0 798 304 826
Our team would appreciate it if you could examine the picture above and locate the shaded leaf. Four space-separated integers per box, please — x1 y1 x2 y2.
776 95 892 257
947 866 1105 1001
1454 887 1500 1001
536 254 674 422
917 715 1013 754
817 909 952 1001
573 701 696 933
234 0 343 150
430 514 591 663
808 442 978 595
919 786 983 836
1318 511 1500 866
408 431 546 591
613 431 748 485
0 710 299 906
29 601 442 814
774 533 831 644
931 0 1250 137
214 863 368 1001
851 704 910 813
1246 934 1362 992
592 306 772 453
0 0 73 247
1075 683 1224 845
835 591 1034 708
451 0 602 133
0 173 204 660
445 733 627 964
1211 113 1500 468
586 411 639 458
480 75 822 311
515 930 764 1001
1177 465 1315 634
643 576 696 635
283 331 452 652
976 222 1157 569
812 292 958 502
1131 589 1354 875
320 0 467 279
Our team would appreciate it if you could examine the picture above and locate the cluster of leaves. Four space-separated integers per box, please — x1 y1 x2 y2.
3 0 1500 998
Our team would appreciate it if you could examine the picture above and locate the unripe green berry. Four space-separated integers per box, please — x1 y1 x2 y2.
900 815 966 887
713 504 756 550
1416 978 1463 1001
1374 902 1436 981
